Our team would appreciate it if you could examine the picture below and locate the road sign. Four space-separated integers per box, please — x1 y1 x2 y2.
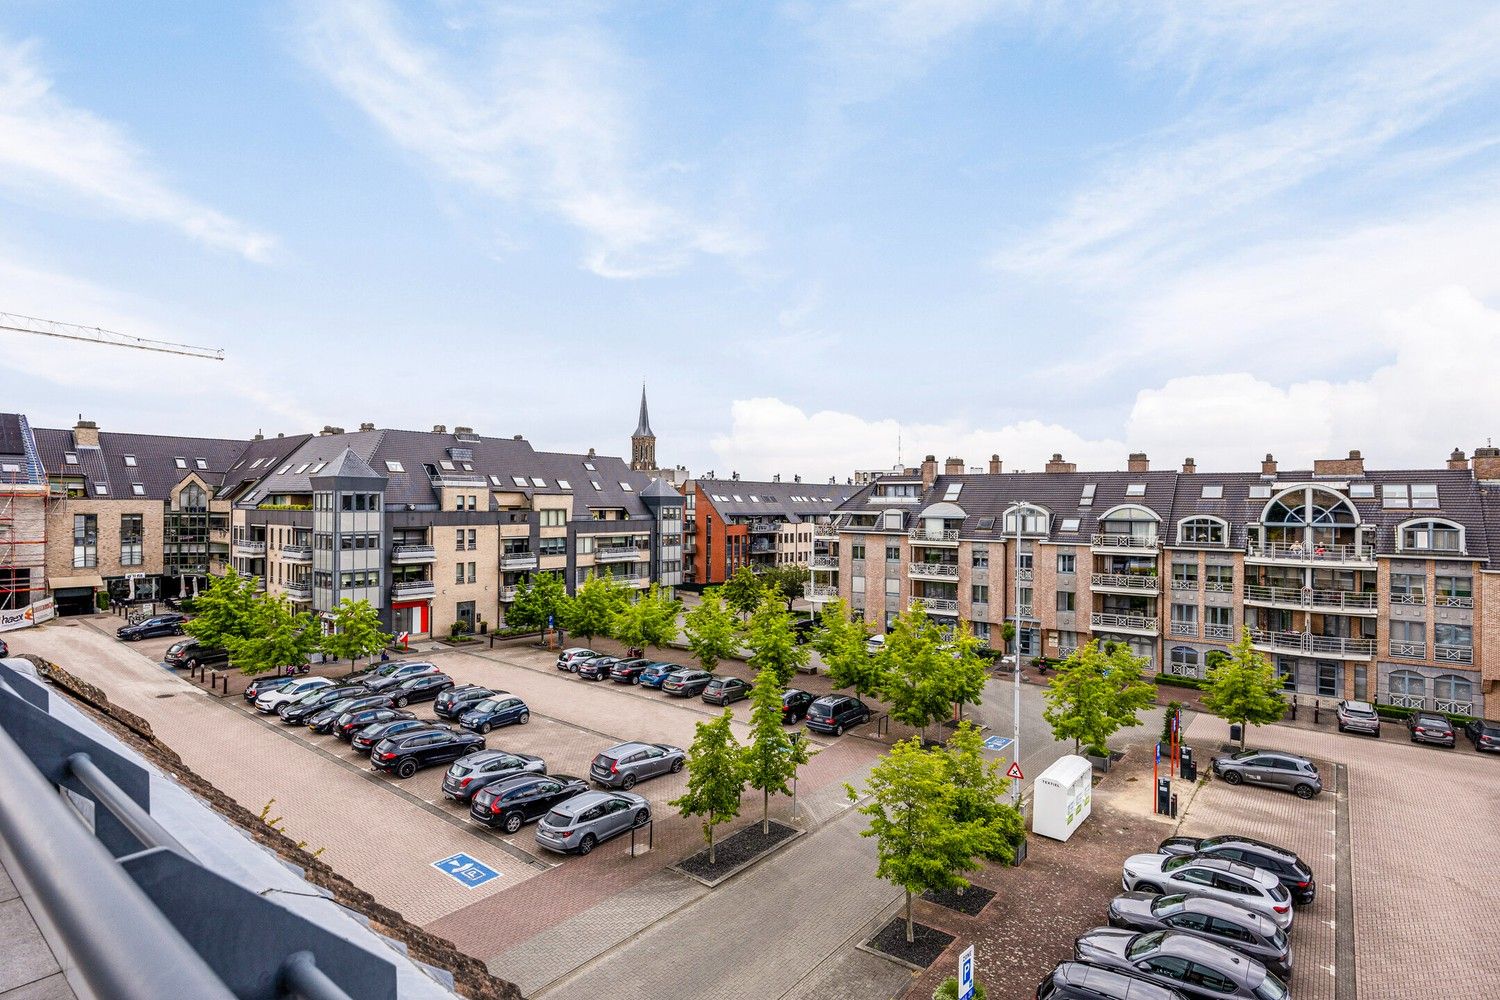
958 944 975 1000
548 613 555 629
432 853 501 888
982 735 1013 753
1006 761 1024 780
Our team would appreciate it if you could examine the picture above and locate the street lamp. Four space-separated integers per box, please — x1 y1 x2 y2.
1012 502 1025 808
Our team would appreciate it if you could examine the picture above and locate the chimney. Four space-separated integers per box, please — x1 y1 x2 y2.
920 455 938 491
988 454 1002 475
1181 457 1196 474
1045 453 1076 474
72 418 100 448
1474 445 1500 481
1313 449 1365 476
794 474 801 483
1127 452 1149 473
1261 453 1277 476
319 425 344 436
513 434 523 440
1448 448 1468 471
454 426 473 435
432 424 447 434
252 431 264 442
732 471 740 481
944 456 965 476
359 422 375 432
587 447 596 458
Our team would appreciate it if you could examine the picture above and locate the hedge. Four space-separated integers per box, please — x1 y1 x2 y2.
1154 672 1209 691
1373 703 1476 726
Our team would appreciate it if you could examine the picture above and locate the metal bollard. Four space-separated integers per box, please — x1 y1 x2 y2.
1170 792 1178 819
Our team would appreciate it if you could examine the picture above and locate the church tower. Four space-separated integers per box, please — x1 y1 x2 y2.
631 383 656 472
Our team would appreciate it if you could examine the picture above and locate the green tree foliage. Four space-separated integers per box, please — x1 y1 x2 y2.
1042 640 1157 754
669 710 745 865
848 737 1005 943
741 668 814 833
183 569 259 653
878 604 956 738
1203 633 1286 747
612 583 681 653
758 564 807 611
744 595 808 688
943 721 1024 863
230 595 321 677
722 565 765 621
814 599 886 700
945 620 990 720
684 588 740 673
321 598 390 669
560 574 627 645
505 573 569 632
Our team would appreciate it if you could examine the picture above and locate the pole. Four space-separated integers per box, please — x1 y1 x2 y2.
1012 503 1024 808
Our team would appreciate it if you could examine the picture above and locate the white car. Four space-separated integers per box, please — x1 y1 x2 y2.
254 676 333 714
555 647 598 672
865 634 886 654
1121 853 1294 931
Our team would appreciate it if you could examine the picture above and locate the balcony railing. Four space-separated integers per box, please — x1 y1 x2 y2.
391 543 436 562
810 555 840 570
283 581 312 601
913 597 960 614
1436 699 1474 715
1091 533 1159 550
500 552 538 570
499 586 518 602
1394 694 1475 715
1018 604 1035 618
232 539 265 555
1248 628 1375 658
1204 623 1234 641
1169 621 1197 637
280 544 312 561
596 546 649 563
809 586 839 602
813 523 840 539
390 579 435 598
1091 612 1159 634
1204 581 1233 593
909 527 960 544
1242 584 1378 612
1170 578 1198 592
1389 641 1426 659
1435 595 1474 609
1388 693 1424 709
749 520 780 534
1246 541 1372 563
1016 567 1034 582
909 562 960 579
1091 572 1159 592
1435 644 1474 664
1390 593 1425 606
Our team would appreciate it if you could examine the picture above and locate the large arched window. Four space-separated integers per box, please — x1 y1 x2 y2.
1098 504 1159 541
1177 516 1227 546
1002 503 1049 535
1168 645 1199 678
1261 487 1359 550
1388 669 1426 708
1398 519 1464 554
1433 673 1473 702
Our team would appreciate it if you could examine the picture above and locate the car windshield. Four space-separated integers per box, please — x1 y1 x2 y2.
474 700 502 713
1253 972 1290 1000
1230 749 1259 761
1161 856 1193 872
1151 894 1187 916
1269 926 1288 950
1125 930 1166 960
326 698 358 713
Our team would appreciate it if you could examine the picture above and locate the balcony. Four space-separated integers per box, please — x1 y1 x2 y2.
391 543 436 563
813 523 840 539
1016 567 1034 583
1170 578 1198 593
1169 621 1197 637
283 581 312 602
232 539 265 555
500 586 518 603
615 573 651 588
1091 612 1159 635
1242 584 1378 615
1389 640 1426 659
1091 572 1160 593
501 551 538 571
1247 628 1375 659
1204 623 1234 641
1435 595 1474 609
909 527 959 545
749 520 780 534
809 586 840 602
280 544 313 563
390 579 435 599
912 597 960 614
810 555 840 571
909 562 960 580
1245 541 1373 566
1435 644 1474 664
596 545 649 563
1091 533 1160 553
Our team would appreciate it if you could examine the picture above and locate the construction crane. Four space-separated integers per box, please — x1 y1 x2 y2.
0 310 224 361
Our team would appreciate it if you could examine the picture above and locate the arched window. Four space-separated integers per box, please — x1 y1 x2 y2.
1398 519 1464 554
1097 505 1159 542
1433 673 1472 703
1002 504 1049 535
179 484 206 511
1260 487 1360 551
1168 645 1199 678
1388 669 1426 708
1177 516 1227 545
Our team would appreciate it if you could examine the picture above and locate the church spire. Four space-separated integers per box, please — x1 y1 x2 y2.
631 383 657 471
634 382 653 438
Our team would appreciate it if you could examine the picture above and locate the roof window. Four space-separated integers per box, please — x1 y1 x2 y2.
1125 483 1146 496
621 482 634 492
93 483 108 495
1079 484 1096 506
195 458 208 470
131 483 145 496
1248 485 1271 499
1200 485 1223 499
173 457 186 469
385 460 404 473
277 464 292 475
1382 485 1409 509
439 460 455 471
558 479 572 490
1410 484 1439 509
64 452 79 465
943 483 963 501
512 476 529 488
1349 483 1374 498
1060 517 1080 532
123 455 137 467
531 477 547 488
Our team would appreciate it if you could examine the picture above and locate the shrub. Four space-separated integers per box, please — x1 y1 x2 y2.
934 976 988 1000
1154 672 1209 690
1161 700 1184 743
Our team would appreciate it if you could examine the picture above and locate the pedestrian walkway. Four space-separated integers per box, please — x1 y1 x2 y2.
0 856 77 1000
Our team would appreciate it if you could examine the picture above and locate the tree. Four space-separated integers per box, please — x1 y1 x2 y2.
943 721 1024 863
741 668 813 834
183 568 259 654
945 620 990 721
759 564 807 612
321 598 390 669
560 573 627 645
669 710 745 865
505 573 568 632
1042 640 1156 755
878 604 955 739
722 565 764 621
230 595 321 677
612 583 681 653
744 595 808 687
814 599 886 700
847 737 1004 943
684 588 740 673
1203 633 1286 748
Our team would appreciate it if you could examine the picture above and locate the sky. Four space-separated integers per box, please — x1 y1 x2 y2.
2 1 1498 481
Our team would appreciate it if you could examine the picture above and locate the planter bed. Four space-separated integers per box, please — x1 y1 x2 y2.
921 884 995 916
862 917 955 970
674 820 800 887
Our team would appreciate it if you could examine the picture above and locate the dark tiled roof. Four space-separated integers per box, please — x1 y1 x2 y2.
693 478 855 522
34 426 248 500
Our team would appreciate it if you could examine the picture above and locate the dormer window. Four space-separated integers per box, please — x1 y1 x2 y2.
1399 519 1463 553
1002 504 1049 535
1177 516 1227 545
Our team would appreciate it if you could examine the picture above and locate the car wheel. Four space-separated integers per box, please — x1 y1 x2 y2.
396 696 409 708
1294 783 1316 800
633 809 650 828
172 627 184 636
631 675 640 685
518 712 530 725
1222 770 1243 785
396 759 417 779
578 834 596 856
503 812 523 834
621 773 637 790
1336 723 1344 732
670 758 683 774
479 722 492 735
186 660 198 671
834 724 844 737
1135 881 1162 894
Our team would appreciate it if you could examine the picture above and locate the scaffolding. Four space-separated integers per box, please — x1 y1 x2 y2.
1 415 49 612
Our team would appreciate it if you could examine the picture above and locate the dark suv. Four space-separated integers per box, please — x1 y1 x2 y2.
371 727 485 778
162 639 229 671
1464 719 1500 753
117 613 187 641
471 773 589 833
608 658 653 684
434 685 497 720
1035 961 1187 1000
279 685 370 724
576 656 620 681
805 695 870 736
441 750 547 803
1407 712 1456 747
1156 835 1315 905
389 672 454 707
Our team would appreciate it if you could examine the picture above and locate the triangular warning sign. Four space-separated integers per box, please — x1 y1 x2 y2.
1006 761 1024 780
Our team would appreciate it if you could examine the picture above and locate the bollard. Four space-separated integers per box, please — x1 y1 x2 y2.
1313 701 1321 724
1170 792 1178 819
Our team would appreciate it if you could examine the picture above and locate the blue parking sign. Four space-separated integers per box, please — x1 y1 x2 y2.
982 735 1012 753
432 853 501 888
958 944 975 1000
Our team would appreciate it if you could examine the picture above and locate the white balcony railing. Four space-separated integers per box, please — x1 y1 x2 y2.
1169 621 1197 637
1436 699 1474 715
909 562 960 579
1170 578 1198 592
1435 644 1474 664
391 543 436 562
1435 595 1474 609
283 582 312 601
280 544 312 561
808 586 840 602
1018 604 1035 618
909 527 960 544
1389 641 1426 659
1388 693 1424 709
1091 612 1159 634
1016 567 1033 583
1390 593 1425 606
596 546 649 563
810 556 840 570
1248 628 1375 658
1091 573 1159 591
1243 584 1378 612
913 597 960 613
233 539 265 555
749 520 780 534
1091 533 1159 550
1246 541 1372 564
813 523 840 539
500 552 538 570
1204 623 1234 641
499 586 518 602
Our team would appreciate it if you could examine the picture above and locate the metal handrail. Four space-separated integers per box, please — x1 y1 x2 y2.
66 752 190 856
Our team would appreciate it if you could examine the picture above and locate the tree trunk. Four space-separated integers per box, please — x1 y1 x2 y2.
708 824 716 866
763 789 770 835
905 889 914 943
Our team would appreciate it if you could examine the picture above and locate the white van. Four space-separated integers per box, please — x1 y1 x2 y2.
255 676 333 714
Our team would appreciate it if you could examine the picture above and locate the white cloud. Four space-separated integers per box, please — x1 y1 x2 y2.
299 1 748 278
0 35 274 261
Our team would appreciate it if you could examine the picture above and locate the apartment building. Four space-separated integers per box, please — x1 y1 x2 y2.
830 450 1500 721
681 476 854 586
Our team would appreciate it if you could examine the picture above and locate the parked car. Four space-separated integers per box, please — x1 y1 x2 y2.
576 655 620 681
389 672 454 707
1407 712 1456 747
244 675 297 703
1035 961 1189 1000
1156 835 1315 906
1335 700 1380 737
433 684 499 720
1073 929 1288 1000
661 669 714 697
116 613 187 641
790 618 820 645
781 689 816 723
307 693 394 734
608 658 653 684
865 634 886 654
351 717 433 754
1106 893 1291 980
555 647 598 672
471 773 590 833
362 661 441 693
334 707 414 741
702 676 752 706
805 695 871 736
255 677 334 714
371 727 485 778
441 750 547 803
590 741 685 790
535 790 651 855
458 695 531 733
1120 855 1293 930
638 662 687 689
0 637 8 657
1210 749 1322 799
1463 718 1500 753
280 685 371 724
162 639 228 671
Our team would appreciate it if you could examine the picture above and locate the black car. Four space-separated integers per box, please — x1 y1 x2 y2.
1106 893 1292 980
371 727 485 778
1157 835 1315 906
351 717 434 753
702 676 752 706
470 773 589 833
1407 712 1456 747
0 637 7 657
279 685 370 724
162 639 229 670
805 695 871 736
243 675 297 703
307 694 395 734
1036 961 1188 1000
661 669 714 697
361 661 441 692
608 658 653 683
441 750 547 803
389 672 455 707
433 685 498 720
116 613 188 641
334 707 414 741
790 618 820 645
781 689 815 723
1464 719 1500 753
576 656 620 681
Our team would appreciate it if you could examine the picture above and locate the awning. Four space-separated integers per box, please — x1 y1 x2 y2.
51 575 105 590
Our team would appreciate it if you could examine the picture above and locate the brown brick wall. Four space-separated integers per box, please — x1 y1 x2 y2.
45 498 166 582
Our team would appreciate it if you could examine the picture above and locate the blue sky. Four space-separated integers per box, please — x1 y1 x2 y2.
3 1 1498 479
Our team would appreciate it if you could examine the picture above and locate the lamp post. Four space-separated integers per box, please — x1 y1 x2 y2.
1012 503 1025 808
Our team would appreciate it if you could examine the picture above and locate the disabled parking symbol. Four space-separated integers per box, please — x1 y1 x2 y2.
982 735 1013 753
432 853 501 888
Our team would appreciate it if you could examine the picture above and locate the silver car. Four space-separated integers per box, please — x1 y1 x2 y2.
1336 700 1380 737
535 790 651 855
590 741 685 790
1121 854 1294 931
1210 749 1322 799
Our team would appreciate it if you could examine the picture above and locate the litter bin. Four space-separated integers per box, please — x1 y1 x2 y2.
1180 746 1197 782
1229 723 1243 744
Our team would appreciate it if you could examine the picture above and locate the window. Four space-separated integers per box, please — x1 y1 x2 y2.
885 544 900 561
976 516 994 530
277 463 292 475
385 461 405 473
466 494 476 511
1125 483 1146 496
1003 505 1048 534
884 578 898 597
172 456 186 469
1316 662 1341 698
972 546 989 568
850 543 866 560
1205 606 1231 628
1055 591 1074 612
1204 564 1232 591
851 575 865 593
1435 574 1472 599
122 455 137 467
1434 674 1473 704
467 529 478 550
468 562 477 583
1054 552 1074 574
1400 520 1462 553
455 563 465 584
65 452 79 465
93 483 108 496
1391 573 1425 600
943 483 962 501
540 508 566 527
1389 669 1425 700
1349 482 1374 498
1435 623 1472 648
511 476 529 487
1059 517 1080 532
1390 620 1424 644
591 481 602 491
531 477 547 488
1168 646 1198 677
1382 484 1409 508
1275 658 1296 691
131 483 145 496
1177 517 1225 545
972 585 989 603
194 458 208 470
1410 484 1439 509
558 479 571 490
1248 484 1271 499
295 463 311 474
1079 484 1096 507
1200 485 1222 499
72 514 97 567
1172 562 1198 586
583 462 596 471
440 460 456 471
1171 603 1197 624
1017 550 1033 570
120 514 144 567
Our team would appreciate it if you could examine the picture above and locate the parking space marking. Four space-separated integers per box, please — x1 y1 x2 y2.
1333 763 1356 1000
